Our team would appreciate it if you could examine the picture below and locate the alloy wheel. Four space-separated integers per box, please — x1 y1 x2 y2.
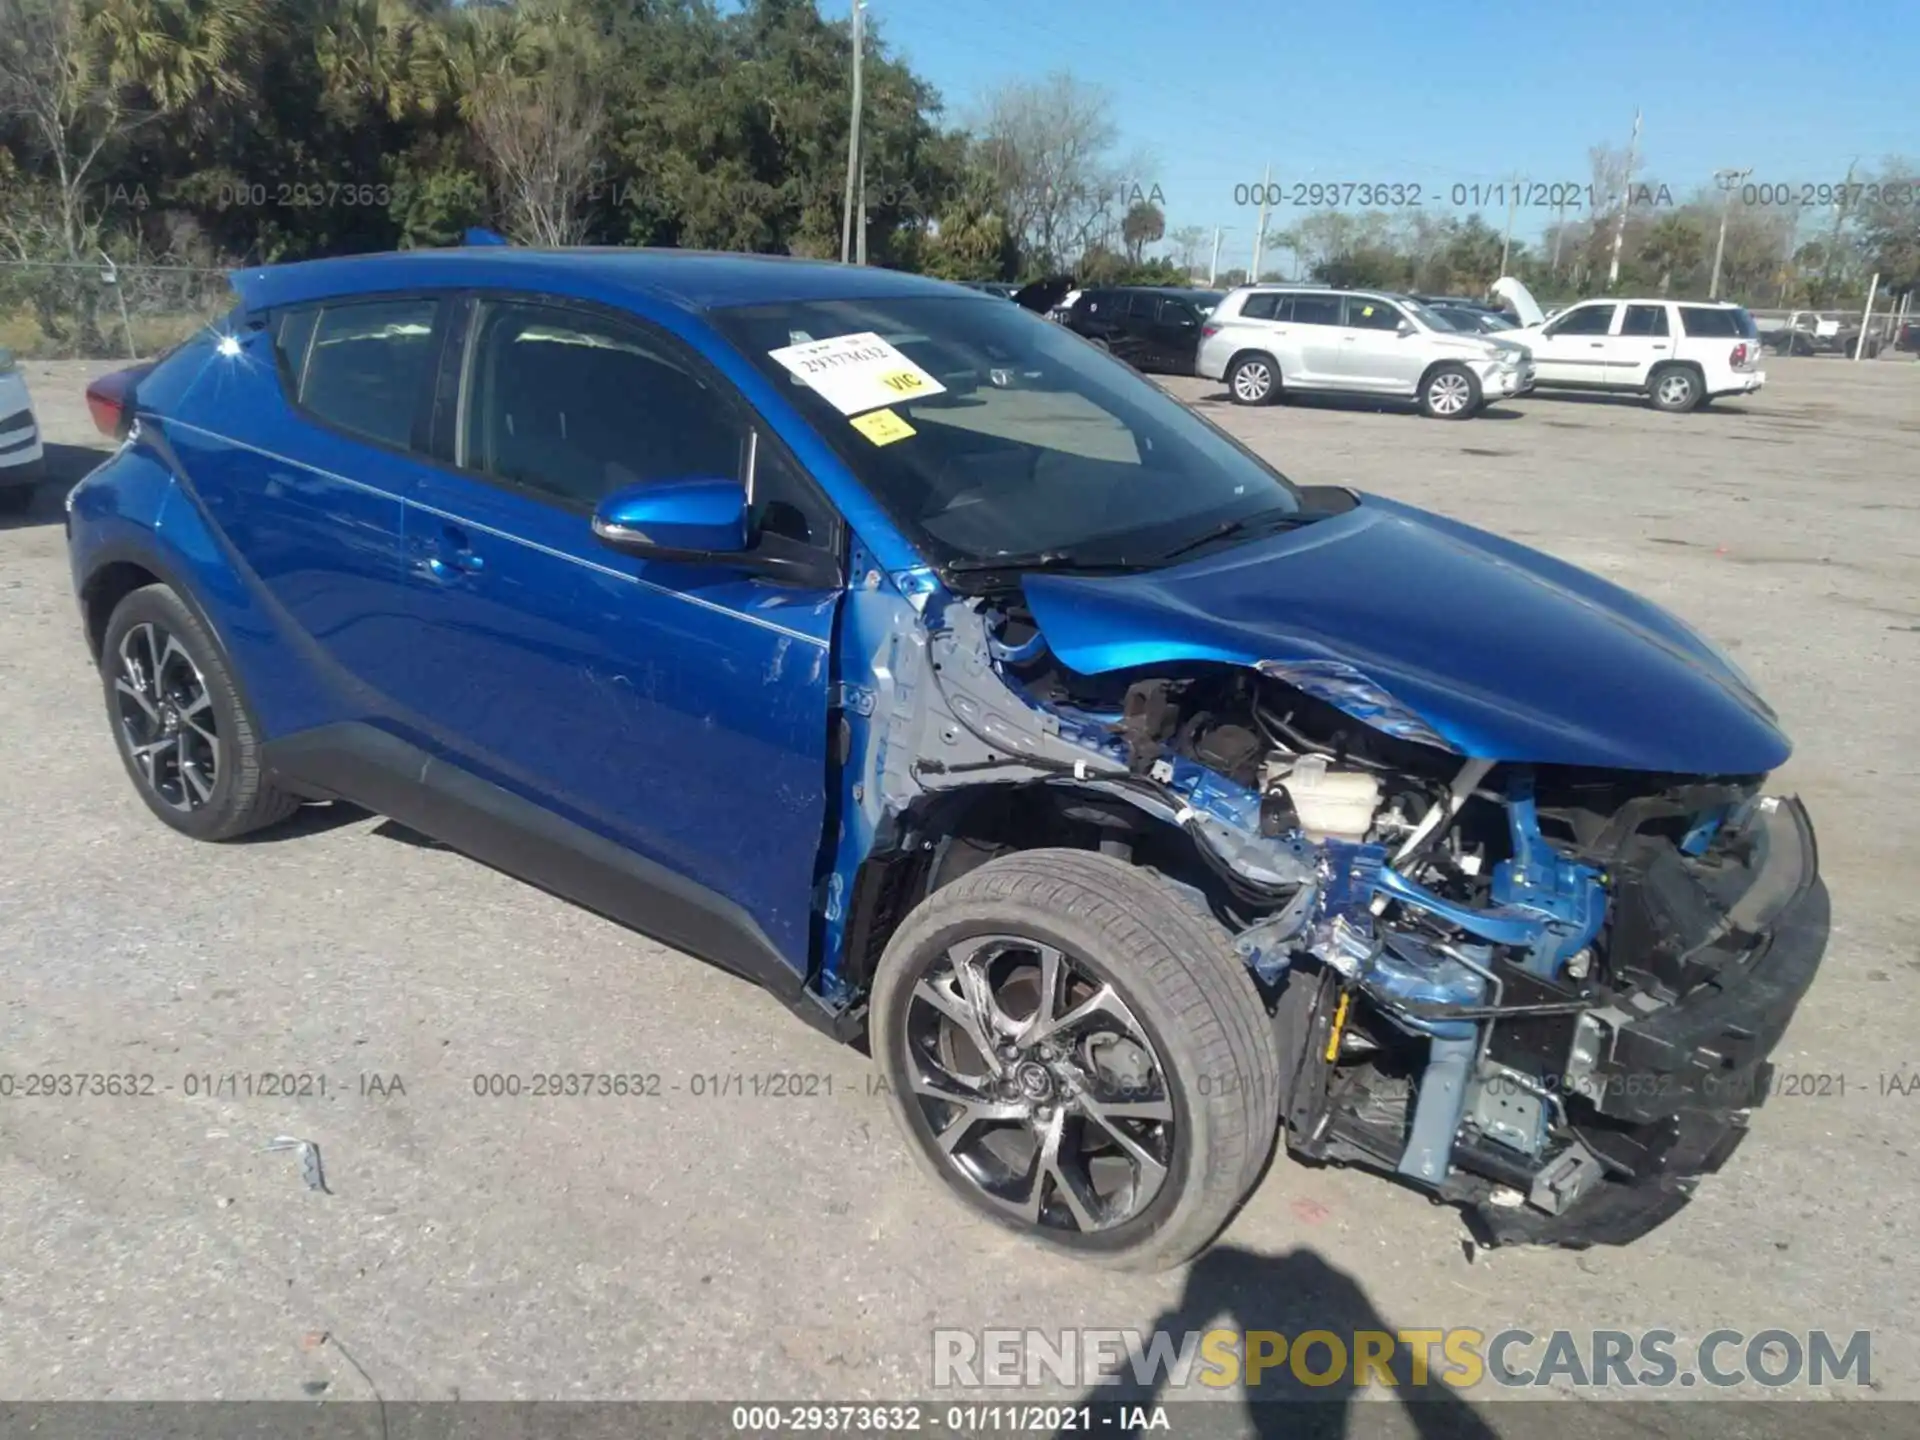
1657 372 1695 408
1427 371 1473 415
902 935 1175 1234
114 621 220 812
1232 360 1273 402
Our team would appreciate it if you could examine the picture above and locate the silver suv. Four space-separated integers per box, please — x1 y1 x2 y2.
1197 287 1534 419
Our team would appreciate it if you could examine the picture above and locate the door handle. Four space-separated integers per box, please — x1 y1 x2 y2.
1652 343 1668 350
418 523 486 581
1589 342 1605 348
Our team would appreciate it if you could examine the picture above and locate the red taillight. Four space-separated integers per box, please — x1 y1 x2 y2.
1730 342 1749 368
85 371 138 438
1201 324 1221 339
86 390 123 437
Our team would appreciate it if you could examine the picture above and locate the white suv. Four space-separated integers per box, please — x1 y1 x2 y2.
1501 295 1765 412
1196 287 1533 419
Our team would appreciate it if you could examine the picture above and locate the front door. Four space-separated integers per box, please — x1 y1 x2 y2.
392 296 844 974
1334 296 1425 394
1528 302 1619 385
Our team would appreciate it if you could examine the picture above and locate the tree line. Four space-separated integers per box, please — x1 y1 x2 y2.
0 0 1911 354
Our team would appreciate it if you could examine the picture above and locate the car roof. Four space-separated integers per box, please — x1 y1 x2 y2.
1567 297 1744 307
228 246 971 315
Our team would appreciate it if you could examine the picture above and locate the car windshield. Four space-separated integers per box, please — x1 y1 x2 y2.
1399 297 1453 331
709 294 1304 568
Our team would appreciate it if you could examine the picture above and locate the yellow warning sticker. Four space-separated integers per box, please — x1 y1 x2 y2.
850 408 917 446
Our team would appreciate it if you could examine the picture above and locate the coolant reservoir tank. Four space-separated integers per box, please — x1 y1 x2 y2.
1267 753 1381 843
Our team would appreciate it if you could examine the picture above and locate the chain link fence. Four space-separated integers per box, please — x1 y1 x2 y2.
0 259 235 359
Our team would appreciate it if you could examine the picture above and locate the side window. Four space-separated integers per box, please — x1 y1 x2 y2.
461 301 744 512
1344 297 1403 331
1125 292 1159 319
1545 304 1617 337
295 297 439 448
458 299 838 552
1621 304 1670 337
1157 298 1197 326
1239 293 1279 321
1289 294 1343 326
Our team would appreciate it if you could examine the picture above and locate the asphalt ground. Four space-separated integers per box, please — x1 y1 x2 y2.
1 353 1916 1431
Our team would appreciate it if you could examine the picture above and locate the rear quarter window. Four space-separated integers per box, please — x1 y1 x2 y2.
1679 306 1752 338
284 297 440 449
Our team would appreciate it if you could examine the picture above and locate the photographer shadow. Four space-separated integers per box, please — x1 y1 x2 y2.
1064 1245 1500 1439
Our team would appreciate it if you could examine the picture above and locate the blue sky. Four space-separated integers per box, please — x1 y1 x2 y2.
853 0 1915 259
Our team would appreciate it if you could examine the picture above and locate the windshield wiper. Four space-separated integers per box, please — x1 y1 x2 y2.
942 549 1150 579
1155 508 1329 563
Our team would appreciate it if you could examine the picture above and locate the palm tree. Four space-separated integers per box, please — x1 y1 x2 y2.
87 0 270 112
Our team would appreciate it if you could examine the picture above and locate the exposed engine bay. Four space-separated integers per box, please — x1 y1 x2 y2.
828 573 1829 1247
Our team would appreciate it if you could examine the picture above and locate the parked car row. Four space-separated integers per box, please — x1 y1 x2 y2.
1040 276 1772 419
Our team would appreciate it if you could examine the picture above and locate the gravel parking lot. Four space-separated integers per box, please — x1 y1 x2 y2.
2 354 1916 1424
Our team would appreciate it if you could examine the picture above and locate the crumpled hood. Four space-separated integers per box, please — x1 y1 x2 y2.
1020 496 1790 774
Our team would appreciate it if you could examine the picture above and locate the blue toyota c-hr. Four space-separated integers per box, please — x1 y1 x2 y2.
66 247 1828 1268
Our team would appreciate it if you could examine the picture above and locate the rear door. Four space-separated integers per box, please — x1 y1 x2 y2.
1152 296 1204 373
173 293 442 736
391 293 843 974
1286 292 1348 384
1613 303 1674 386
1528 302 1619 385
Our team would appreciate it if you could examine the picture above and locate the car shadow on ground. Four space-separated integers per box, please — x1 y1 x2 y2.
1191 390 1524 422
0 443 109 530
1055 1245 1500 1439
247 799 377 843
1519 391 1759 417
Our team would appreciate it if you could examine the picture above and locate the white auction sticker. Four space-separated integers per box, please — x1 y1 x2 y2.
766 331 947 415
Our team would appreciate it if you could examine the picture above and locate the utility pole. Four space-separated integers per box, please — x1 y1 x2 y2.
1550 193 1567 279
839 0 866 265
1607 108 1640 288
1208 226 1227 286
1500 171 1521 277
1708 166 1751 300
1250 162 1271 281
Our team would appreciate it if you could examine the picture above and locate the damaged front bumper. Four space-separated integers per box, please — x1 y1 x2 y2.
1293 795 1830 1248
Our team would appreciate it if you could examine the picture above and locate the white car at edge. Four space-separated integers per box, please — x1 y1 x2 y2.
0 347 46 513
1492 277 1766 413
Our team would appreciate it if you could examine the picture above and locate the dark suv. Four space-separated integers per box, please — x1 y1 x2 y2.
1063 287 1225 374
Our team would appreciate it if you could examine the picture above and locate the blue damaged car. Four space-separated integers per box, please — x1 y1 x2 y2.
65 248 1828 1270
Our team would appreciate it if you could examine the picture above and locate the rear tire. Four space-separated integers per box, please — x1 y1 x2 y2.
870 849 1280 1272
1649 364 1702 413
99 584 300 841
1419 363 1481 419
1227 353 1279 406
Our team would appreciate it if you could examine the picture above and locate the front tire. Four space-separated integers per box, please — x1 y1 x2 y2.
870 850 1280 1272
1649 364 1702 413
99 584 300 840
1227 353 1279 406
1419 363 1481 419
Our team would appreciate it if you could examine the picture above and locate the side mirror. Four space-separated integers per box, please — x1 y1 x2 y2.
1396 318 1416 336
592 476 749 559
